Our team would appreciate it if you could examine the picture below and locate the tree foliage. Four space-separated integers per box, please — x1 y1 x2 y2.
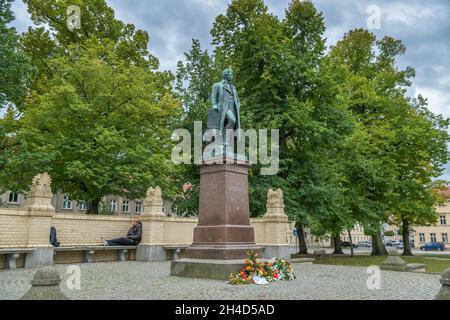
175 0 450 256
0 0 32 109
1 0 181 213
2 0 449 235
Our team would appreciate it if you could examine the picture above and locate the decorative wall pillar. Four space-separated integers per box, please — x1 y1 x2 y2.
262 188 295 258
137 187 167 261
24 173 55 267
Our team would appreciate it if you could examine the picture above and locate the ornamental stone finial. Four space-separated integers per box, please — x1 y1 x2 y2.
142 186 164 216
21 266 68 300
24 173 55 215
265 188 286 216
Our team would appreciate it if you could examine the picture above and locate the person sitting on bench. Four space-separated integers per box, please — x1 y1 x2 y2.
102 218 142 246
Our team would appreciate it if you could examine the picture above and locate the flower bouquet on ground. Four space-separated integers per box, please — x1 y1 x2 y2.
228 250 296 285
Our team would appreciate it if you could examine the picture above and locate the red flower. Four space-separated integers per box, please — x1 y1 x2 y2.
273 273 279 279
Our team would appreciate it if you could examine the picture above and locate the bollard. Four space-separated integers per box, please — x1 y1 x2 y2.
435 268 450 300
21 266 68 300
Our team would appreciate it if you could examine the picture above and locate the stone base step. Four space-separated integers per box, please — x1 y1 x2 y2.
170 258 244 280
380 263 426 272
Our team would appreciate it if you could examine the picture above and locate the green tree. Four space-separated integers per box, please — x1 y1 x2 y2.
1 0 32 194
0 0 183 212
211 0 357 254
0 0 32 109
328 29 450 255
21 0 168 95
1 39 180 213
385 97 449 255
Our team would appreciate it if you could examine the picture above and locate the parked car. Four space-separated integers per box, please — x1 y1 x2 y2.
396 240 415 249
420 242 446 251
386 240 400 247
356 240 372 248
341 241 358 248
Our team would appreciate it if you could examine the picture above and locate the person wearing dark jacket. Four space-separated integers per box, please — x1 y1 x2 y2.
50 226 60 247
102 218 142 246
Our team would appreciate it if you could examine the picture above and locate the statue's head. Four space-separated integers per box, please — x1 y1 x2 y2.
222 68 234 82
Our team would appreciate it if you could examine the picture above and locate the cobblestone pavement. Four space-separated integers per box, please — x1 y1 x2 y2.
0 262 441 300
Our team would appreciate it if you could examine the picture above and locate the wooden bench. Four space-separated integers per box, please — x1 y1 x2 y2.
163 245 190 260
313 250 331 261
53 246 137 263
0 248 36 270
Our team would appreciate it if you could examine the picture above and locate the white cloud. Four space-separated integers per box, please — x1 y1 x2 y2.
10 0 31 33
155 25 186 72
192 0 223 9
438 75 450 88
413 85 450 118
384 3 441 26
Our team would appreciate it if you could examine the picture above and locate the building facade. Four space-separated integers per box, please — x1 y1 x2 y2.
1 190 174 216
303 225 372 248
412 199 450 246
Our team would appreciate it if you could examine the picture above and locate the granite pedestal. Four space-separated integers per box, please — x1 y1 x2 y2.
171 157 262 280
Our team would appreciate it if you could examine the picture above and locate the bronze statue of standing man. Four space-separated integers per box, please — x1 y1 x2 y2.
207 69 241 145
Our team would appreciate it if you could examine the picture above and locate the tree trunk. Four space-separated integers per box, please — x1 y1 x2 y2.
86 198 101 214
333 234 344 254
348 229 354 257
402 218 412 256
371 233 388 256
295 222 308 254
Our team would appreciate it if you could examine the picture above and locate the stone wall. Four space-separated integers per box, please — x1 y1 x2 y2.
0 209 30 248
0 176 296 268
0 207 295 268
52 213 133 246
0 210 294 248
162 217 198 244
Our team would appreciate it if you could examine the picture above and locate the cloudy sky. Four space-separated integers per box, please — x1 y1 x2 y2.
10 0 450 179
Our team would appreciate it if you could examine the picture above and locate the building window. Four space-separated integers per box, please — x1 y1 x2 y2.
419 233 425 243
8 192 18 203
430 233 436 243
440 215 447 225
79 201 87 211
62 195 72 210
109 200 117 213
122 200 130 213
135 201 142 214
442 233 448 243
